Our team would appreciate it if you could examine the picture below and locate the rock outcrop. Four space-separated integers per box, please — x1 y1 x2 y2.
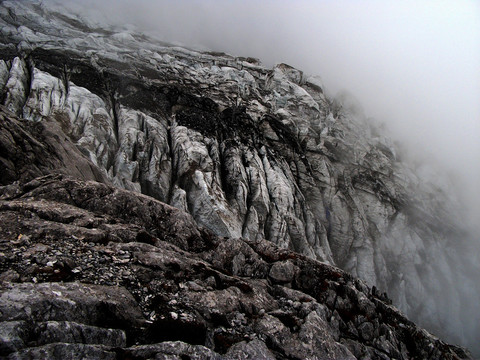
0 1 478 357
0 107 108 185
0 173 472 359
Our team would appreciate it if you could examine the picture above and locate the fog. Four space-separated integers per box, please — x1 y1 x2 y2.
43 0 480 353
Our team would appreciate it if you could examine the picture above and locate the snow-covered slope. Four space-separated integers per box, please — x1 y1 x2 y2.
0 0 478 354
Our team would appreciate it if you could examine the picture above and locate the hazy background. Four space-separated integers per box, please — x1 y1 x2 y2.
49 0 480 228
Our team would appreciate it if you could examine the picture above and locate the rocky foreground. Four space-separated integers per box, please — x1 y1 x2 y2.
0 108 473 360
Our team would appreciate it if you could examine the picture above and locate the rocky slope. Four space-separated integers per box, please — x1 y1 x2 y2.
0 115 472 358
0 0 478 357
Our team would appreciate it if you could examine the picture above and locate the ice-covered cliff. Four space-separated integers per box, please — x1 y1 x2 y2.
0 0 478 357
0 108 473 359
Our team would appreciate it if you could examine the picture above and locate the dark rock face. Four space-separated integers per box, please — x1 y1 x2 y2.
0 1 477 358
0 107 108 185
0 175 472 359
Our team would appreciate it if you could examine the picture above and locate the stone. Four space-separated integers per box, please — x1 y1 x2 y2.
0 282 145 327
35 321 126 347
123 341 223 360
0 271 19 283
358 321 375 341
225 339 276 359
268 260 296 284
7 343 117 360
0 321 28 356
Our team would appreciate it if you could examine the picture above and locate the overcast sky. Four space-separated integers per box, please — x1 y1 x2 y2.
50 0 480 221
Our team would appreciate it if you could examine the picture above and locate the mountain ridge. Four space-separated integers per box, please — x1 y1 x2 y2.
0 1 478 357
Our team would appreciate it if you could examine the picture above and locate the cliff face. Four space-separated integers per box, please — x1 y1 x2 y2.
0 1 478 358
0 119 471 358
